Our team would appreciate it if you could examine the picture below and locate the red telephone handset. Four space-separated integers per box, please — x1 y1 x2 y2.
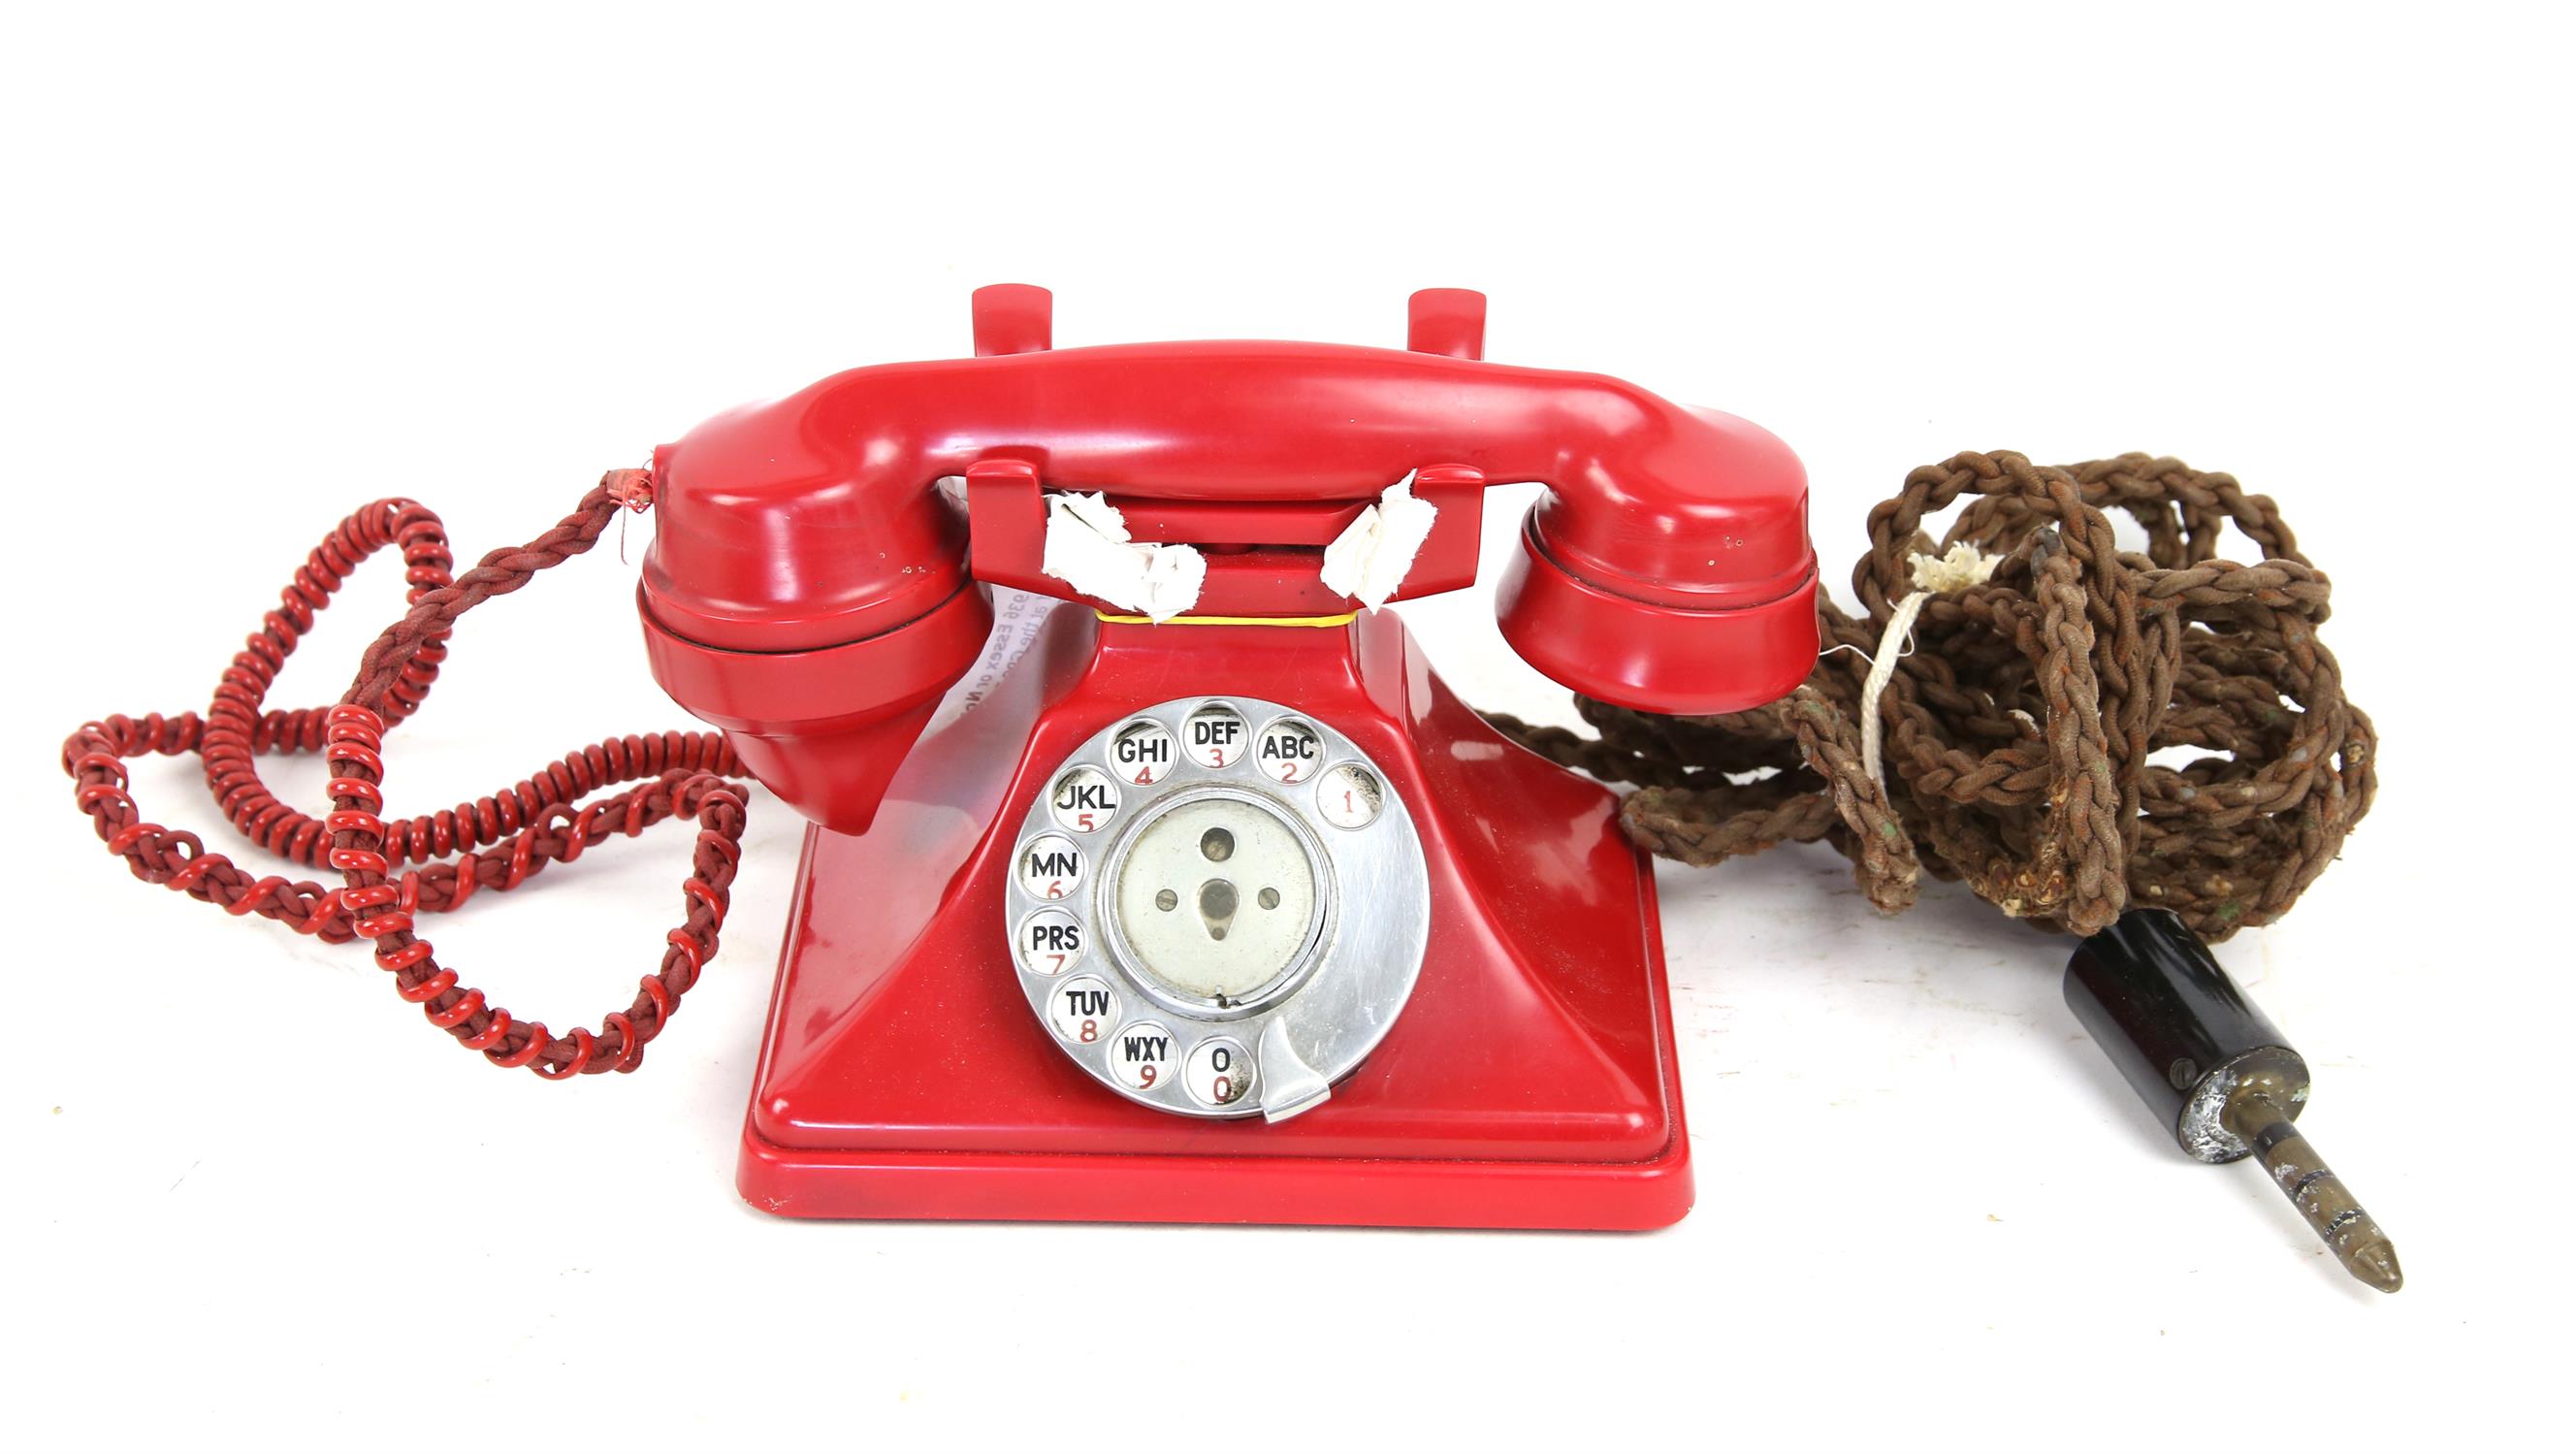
639 285 1816 833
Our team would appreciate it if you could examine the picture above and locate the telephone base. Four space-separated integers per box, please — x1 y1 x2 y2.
736 1103 1691 1230
734 602 1695 1231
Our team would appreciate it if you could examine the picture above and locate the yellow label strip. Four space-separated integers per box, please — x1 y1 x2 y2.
1093 611 1361 629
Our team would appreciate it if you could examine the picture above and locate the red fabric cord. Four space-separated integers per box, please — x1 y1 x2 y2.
60 472 753 1077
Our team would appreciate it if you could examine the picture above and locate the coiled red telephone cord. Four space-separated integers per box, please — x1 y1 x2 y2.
58 471 753 1078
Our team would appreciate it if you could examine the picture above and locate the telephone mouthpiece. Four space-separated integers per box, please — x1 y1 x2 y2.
2064 909 2402 1293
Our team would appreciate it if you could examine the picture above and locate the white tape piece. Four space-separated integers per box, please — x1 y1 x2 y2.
1041 492 1208 623
1320 472 1438 610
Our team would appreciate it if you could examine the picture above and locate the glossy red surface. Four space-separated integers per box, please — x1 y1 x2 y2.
642 336 1813 642
639 288 1818 835
1496 516 1819 714
737 602 1693 1229
970 282 1052 357
637 579 993 833
1405 285 1488 360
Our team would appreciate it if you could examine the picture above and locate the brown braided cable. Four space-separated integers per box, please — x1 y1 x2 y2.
1491 452 2374 941
61 471 755 1076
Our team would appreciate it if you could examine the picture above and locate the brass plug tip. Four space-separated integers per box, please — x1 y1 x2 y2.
2347 1239 2403 1294
2227 1084 2403 1295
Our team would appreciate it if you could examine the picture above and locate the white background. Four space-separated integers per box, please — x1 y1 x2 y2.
4 5 2568 1452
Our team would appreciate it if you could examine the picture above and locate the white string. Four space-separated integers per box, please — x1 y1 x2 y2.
1819 638 1911 663
1859 596 1927 794
1859 544 2003 794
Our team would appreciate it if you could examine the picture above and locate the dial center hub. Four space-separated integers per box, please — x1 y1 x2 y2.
1111 792 1320 1003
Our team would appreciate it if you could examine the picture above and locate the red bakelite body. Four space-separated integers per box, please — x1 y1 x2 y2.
636 289 1816 1228
738 607 1693 1228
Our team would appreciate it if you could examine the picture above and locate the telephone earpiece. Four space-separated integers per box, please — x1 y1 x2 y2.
637 286 1816 832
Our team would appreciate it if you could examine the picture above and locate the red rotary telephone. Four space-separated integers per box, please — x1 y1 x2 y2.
70 287 1819 1231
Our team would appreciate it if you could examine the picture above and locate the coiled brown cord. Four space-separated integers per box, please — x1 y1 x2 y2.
1491 452 2375 941
61 471 754 1076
